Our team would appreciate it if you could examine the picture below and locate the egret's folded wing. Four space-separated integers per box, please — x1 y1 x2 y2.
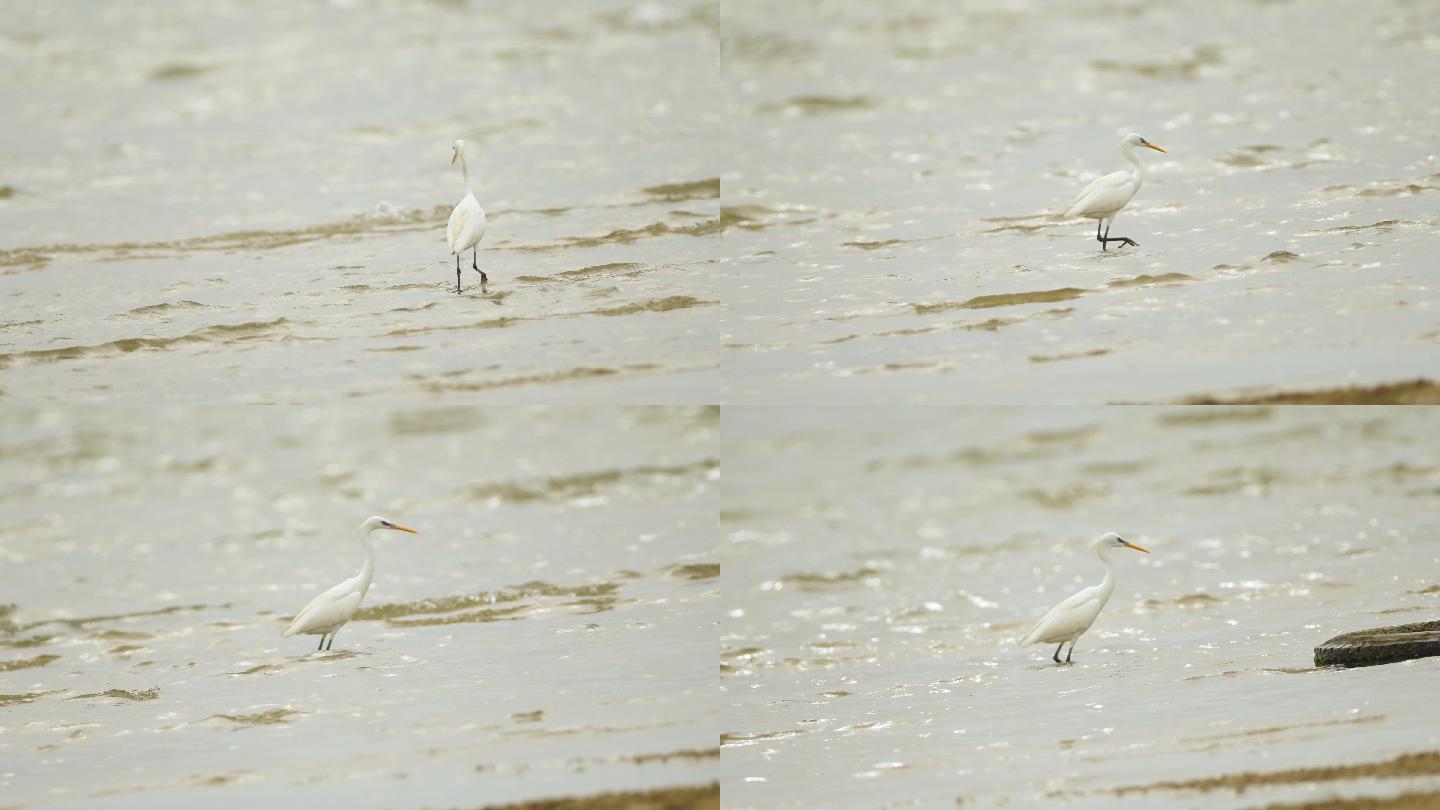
283 581 354 637
1021 588 1102 644
456 207 487 252
1064 170 1129 216
446 207 461 250
447 195 480 252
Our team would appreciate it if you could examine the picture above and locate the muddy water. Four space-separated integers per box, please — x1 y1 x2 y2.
721 406 1440 808
0 2 718 402
721 0 1440 403
0 406 717 807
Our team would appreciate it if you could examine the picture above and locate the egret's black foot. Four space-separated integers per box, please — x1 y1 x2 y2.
471 248 487 284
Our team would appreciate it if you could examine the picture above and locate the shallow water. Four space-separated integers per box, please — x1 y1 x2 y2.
721 406 1440 808
720 0 1440 403
0 1 718 403
0 406 718 807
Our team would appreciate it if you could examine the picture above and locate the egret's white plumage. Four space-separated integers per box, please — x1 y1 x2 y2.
1020 532 1150 663
447 139 488 291
1064 133 1167 250
282 516 418 651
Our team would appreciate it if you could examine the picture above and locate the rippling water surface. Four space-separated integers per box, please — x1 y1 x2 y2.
722 406 1440 808
0 1 718 402
721 0 1440 403
0 406 718 807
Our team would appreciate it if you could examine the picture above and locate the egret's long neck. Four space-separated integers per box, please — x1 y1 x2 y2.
460 152 472 195
356 528 377 599
1094 545 1118 605
1120 143 1145 188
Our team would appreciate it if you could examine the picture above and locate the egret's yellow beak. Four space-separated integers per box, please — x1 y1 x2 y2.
1144 143 1167 154
1123 540 1151 553
390 524 419 534
450 152 458 165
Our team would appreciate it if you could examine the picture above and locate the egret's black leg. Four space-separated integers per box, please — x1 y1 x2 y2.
1065 641 1075 663
1053 643 1064 663
1099 219 1139 250
317 634 325 651
472 248 487 284
325 633 335 651
1096 219 1106 251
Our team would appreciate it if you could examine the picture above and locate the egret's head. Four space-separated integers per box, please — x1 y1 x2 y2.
451 139 465 164
362 515 419 535
1096 531 1150 553
1123 133 1167 154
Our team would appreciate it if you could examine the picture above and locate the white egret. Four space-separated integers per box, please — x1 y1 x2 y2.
282 516 418 651
1020 532 1150 663
1064 133 1167 250
447 139 488 292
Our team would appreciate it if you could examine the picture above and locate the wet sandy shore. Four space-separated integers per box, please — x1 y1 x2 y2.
720 406 1440 809
0 190 718 403
479 782 717 810
1180 378 1440 405
1 405 719 808
0 1 719 404
720 0 1440 403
